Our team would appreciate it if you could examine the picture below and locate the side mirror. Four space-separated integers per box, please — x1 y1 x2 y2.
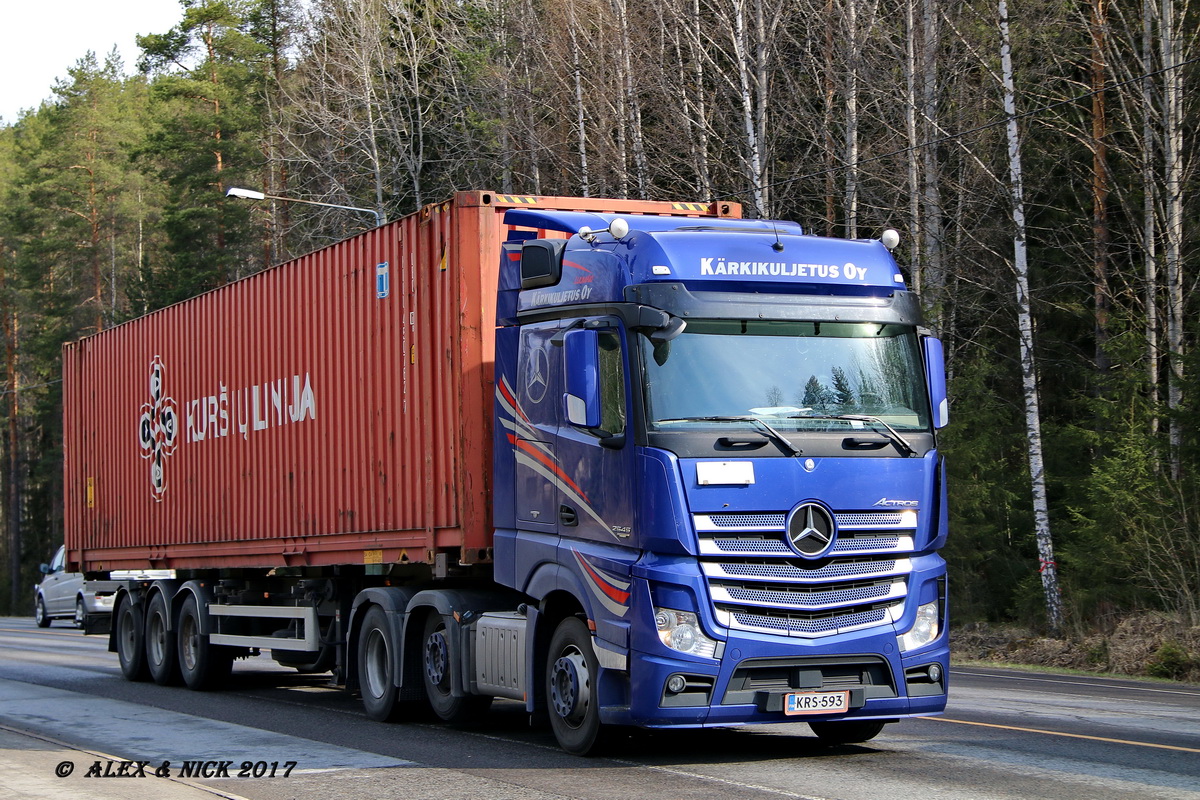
520 239 566 289
39 563 50 575
923 336 949 429
563 329 601 428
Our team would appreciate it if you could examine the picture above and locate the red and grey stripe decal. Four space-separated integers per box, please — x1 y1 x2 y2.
573 549 630 618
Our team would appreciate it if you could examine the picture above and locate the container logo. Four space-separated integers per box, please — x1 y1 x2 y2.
376 261 390 299
138 356 179 502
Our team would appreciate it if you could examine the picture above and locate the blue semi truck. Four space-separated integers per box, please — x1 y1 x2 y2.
487 207 948 752
69 193 947 756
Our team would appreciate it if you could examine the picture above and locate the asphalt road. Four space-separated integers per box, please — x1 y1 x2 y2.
1 616 1197 800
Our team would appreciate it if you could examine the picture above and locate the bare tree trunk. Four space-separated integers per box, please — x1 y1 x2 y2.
1161 0 1184 478
844 0 859 237
567 5 590 197
1142 0 1160 438
1090 0 1111 377
904 0 922 292
920 0 943 321
824 0 836 235
999 0 1063 633
615 0 648 199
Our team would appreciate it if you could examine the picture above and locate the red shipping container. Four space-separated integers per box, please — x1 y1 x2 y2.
63 192 739 572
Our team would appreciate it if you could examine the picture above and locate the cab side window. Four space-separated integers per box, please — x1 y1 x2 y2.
597 331 626 435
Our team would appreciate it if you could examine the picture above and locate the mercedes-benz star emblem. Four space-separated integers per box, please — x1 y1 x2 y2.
526 347 549 404
786 502 836 558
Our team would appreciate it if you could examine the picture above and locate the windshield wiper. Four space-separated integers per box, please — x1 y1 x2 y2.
786 413 918 457
656 415 803 457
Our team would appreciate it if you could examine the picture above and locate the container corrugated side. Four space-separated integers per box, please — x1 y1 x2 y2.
63 192 739 571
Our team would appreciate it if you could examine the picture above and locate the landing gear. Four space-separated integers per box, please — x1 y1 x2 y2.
546 616 604 755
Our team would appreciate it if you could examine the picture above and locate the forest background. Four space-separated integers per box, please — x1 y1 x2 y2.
0 0 1197 674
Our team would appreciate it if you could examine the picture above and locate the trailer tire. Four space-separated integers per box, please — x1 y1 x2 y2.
546 616 605 755
145 593 181 685
422 614 491 724
359 606 404 722
115 598 151 682
808 719 887 745
177 594 232 690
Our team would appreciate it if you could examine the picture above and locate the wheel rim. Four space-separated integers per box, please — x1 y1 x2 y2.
75 600 85 627
148 607 167 665
363 628 390 699
424 628 449 691
550 646 591 728
180 610 199 671
35 599 45 625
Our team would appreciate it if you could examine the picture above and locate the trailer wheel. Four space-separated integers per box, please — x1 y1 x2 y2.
808 719 887 745
177 594 232 690
34 596 50 628
115 597 151 681
359 606 404 721
145 593 181 685
546 616 604 755
422 614 491 723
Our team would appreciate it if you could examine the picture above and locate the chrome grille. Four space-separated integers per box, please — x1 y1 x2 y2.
696 510 918 638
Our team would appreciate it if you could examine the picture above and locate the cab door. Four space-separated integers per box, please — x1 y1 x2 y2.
555 322 635 546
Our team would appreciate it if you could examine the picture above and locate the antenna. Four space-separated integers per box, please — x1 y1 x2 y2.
771 219 784 252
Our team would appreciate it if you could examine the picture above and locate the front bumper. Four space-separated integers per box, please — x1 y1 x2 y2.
606 628 948 729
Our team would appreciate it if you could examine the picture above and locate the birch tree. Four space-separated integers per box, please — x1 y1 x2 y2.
998 0 1063 632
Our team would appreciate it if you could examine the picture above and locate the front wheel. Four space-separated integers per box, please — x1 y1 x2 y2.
422 614 491 723
808 719 888 745
546 616 604 755
34 596 50 628
74 597 86 628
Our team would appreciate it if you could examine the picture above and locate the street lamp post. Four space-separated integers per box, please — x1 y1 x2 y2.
225 187 385 228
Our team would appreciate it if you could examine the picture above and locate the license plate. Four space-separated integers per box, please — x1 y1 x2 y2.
784 690 850 716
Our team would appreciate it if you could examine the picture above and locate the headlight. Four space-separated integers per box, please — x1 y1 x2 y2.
897 600 940 652
654 607 718 659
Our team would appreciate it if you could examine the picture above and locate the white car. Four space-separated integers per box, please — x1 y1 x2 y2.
34 546 173 628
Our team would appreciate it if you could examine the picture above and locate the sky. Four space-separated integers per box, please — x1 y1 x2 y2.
0 0 184 125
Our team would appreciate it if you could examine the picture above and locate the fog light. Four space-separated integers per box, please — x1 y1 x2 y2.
928 663 942 682
666 674 687 693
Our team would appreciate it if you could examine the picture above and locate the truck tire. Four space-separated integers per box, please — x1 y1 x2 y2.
145 593 182 685
422 614 491 723
808 719 887 745
359 606 404 722
546 616 605 755
115 598 151 681
177 594 232 690
34 596 50 628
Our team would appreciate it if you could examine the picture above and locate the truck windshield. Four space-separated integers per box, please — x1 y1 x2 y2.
640 320 931 433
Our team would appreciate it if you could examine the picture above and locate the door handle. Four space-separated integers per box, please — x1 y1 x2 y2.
559 505 579 527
